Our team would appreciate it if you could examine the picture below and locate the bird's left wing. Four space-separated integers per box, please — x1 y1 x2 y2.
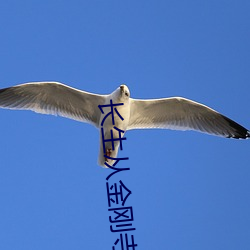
128 97 249 139
0 82 107 127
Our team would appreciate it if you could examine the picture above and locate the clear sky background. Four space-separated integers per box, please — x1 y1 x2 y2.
0 1 249 250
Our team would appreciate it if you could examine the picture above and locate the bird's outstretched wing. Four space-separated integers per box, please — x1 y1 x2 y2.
128 97 249 139
0 82 106 127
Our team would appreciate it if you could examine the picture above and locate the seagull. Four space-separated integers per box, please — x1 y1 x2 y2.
0 82 249 167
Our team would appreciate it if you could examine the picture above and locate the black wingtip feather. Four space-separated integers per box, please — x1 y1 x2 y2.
222 115 249 139
0 88 9 94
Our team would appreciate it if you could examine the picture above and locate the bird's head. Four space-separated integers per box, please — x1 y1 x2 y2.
110 84 130 102
119 84 130 99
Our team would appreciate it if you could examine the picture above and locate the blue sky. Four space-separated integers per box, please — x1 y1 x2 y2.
0 1 249 249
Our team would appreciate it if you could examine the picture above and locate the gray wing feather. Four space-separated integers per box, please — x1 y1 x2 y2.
128 97 249 139
0 82 106 127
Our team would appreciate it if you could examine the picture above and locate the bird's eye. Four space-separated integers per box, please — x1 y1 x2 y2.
125 92 129 97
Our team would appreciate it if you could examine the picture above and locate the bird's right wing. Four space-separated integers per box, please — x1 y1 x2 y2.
0 82 107 127
128 97 249 139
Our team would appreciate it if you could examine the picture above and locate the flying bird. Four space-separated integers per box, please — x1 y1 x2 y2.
0 82 249 167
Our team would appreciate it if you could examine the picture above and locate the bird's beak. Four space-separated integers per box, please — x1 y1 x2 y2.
120 85 124 93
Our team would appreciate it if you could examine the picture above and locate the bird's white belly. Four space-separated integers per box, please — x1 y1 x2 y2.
98 99 130 167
